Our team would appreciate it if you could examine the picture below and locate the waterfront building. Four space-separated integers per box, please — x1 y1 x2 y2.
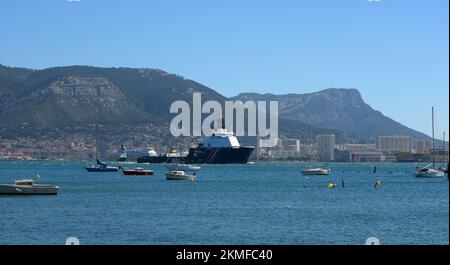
300 144 314 156
376 136 412 152
350 150 383 162
259 138 301 160
334 149 351 162
416 140 426 154
316 134 335 162
281 139 300 152
270 150 302 159
337 143 377 151
424 140 433 152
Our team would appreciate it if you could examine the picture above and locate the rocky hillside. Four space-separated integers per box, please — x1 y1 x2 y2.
0 65 225 128
0 65 430 144
232 88 431 141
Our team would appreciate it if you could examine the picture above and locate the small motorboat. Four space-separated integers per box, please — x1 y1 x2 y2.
122 167 154 176
164 163 201 171
0 179 59 195
301 168 331 176
85 159 120 172
165 170 196 181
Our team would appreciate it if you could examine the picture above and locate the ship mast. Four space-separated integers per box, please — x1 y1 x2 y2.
95 123 98 159
443 131 446 152
432 107 435 168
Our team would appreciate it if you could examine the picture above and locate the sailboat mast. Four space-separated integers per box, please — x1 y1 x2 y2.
132 127 135 150
443 131 446 152
95 123 99 159
432 107 435 167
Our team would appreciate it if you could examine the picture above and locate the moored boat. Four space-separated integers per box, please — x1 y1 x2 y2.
182 128 254 164
122 167 154 176
414 165 445 178
164 163 201 171
0 179 59 195
165 171 196 181
301 168 331 176
117 144 127 161
85 159 120 172
415 107 445 178
137 148 186 163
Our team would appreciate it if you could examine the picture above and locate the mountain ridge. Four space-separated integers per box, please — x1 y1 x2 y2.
0 64 431 145
232 88 430 142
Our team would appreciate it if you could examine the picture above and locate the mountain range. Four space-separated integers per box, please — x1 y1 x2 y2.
0 64 431 145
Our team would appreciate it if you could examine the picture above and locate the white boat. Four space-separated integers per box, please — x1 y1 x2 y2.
165 171 196 181
415 164 445 178
415 107 445 178
164 163 201 171
301 168 331 176
0 179 59 195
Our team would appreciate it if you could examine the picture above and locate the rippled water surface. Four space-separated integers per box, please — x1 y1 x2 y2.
0 161 448 244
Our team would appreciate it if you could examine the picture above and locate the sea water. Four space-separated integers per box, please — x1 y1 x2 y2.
0 161 448 245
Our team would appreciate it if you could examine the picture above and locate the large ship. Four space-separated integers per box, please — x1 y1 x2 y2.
182 128 254 164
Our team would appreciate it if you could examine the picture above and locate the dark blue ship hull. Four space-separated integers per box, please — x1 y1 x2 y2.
136 156 182 163
183 146 254 164
85 166 119 172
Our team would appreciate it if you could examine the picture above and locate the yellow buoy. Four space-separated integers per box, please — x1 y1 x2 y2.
375 179 381 189
327 182 336 189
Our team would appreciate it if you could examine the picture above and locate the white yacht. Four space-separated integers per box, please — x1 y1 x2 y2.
415 107 445 178
164 163 201 171
301 168 331 176
415 164 445 178
165 171 196 181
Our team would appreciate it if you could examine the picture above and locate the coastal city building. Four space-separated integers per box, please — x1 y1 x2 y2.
349 150 384 162
334 149 384 162
260 138 302 159
334 149 351 162
376 135 412 152
425 140 433 151
336 144 377 151
416 140 426 154
281 139 300 152
300 144 315 157
316 134 335 162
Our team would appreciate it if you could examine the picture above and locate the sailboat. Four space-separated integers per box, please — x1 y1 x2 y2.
415 107 445 178
117 144 127 162
85 158 120 172
85 124 120 172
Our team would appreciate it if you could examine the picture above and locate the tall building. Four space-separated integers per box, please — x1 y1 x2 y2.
416 140 425 154
265 138 301 159
316 134 335 162
425 140 433 152
300 144 314 156
376 136 412 152
282 139 300 152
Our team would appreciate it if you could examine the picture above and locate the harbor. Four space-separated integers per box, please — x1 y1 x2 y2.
0 0 448 261
0 160 448 244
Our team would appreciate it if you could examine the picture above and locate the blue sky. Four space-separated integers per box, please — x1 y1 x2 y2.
0 0 448 136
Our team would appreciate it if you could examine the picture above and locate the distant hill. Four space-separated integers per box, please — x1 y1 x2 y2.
0 65 225 128
0 64 431 145
231 88 431 142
